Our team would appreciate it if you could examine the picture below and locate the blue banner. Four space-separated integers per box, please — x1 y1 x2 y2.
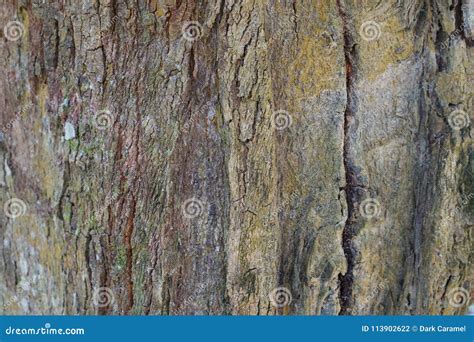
0 316 472 342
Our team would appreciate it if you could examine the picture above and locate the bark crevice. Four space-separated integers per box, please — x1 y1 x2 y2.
336 0 358 316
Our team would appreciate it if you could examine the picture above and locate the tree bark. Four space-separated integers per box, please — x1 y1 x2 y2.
0 0 472 315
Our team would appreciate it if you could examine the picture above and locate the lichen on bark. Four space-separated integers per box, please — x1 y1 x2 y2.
0 0 472 315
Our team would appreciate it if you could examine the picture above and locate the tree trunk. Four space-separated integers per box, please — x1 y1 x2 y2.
0 0 472 315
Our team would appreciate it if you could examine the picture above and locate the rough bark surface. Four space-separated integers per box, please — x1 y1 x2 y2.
0 0 472 315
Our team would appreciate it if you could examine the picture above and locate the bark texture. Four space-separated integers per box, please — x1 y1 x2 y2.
0 0 473 315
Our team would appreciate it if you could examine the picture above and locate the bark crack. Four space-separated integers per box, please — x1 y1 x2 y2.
124 196 136 313
336 0 358 315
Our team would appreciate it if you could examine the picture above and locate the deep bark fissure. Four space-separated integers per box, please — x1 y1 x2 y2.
454 0 466 41
0 0 471 316
410 65 433 313
124 196 136 313
336 0 358 315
